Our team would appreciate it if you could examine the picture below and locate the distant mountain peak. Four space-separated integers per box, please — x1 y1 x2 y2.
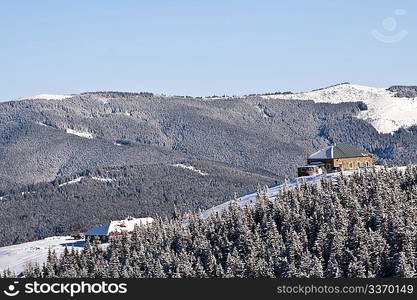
262 83 417 134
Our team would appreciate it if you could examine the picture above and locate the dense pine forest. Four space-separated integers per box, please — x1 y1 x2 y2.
12 166 416 278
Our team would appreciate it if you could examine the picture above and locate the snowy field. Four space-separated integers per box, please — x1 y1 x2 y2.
0 236 85 275
262 84 417 134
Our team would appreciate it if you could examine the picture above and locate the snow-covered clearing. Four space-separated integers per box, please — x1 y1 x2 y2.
172 164 208 176
262 84 417 134
59 176 114 187
65 128 94 139
36 122 51 127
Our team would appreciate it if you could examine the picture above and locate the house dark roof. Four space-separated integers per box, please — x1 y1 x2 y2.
308 143 371 159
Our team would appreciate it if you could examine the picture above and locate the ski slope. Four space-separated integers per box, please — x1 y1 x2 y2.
262 83 417 134
200 170 353 219
0 236 85 275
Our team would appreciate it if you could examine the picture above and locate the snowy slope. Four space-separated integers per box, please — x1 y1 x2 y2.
200 170 352 219
200 166 405 219
0 237 85 275
262 84 417 134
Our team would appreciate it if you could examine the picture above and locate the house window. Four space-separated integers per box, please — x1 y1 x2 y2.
349 162 353 169
357 161 361 168
365 161 369 167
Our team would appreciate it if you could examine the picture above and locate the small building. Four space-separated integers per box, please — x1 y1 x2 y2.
298 143 373 177
84 216 154 242
297 161 325 177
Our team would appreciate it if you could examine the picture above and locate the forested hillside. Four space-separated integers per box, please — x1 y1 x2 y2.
19 166 417 278
2 87 417 248
0 161 276 246
0 94 363 189
3 91 417 191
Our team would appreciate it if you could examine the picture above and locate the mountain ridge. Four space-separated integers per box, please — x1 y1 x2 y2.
1 83 417 247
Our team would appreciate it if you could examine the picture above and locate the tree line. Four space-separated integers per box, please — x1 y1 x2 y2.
9 166 416 278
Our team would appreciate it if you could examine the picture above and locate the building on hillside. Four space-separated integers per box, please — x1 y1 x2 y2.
84 216 154 242
297 143 374 177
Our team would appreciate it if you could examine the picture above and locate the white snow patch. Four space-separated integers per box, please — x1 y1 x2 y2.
59 176 114 187
112 112 132 117
66 128 94 139
90 176 114 183
36 122 49 127
19 94 74 101
262 84 417 134
172 164 208 176
59 177 84 187
0 236 87 275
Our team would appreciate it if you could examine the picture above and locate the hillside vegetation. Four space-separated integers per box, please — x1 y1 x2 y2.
19 167 417 278
2 90 417 247
0 161 276 246
3 90 417 191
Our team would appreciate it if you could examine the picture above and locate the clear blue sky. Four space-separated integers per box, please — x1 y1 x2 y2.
1 0 416 100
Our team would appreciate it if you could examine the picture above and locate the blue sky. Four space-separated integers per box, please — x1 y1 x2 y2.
0 0 416 100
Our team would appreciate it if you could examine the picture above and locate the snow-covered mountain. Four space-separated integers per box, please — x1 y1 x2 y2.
12 84 417 134
262 83 417 134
